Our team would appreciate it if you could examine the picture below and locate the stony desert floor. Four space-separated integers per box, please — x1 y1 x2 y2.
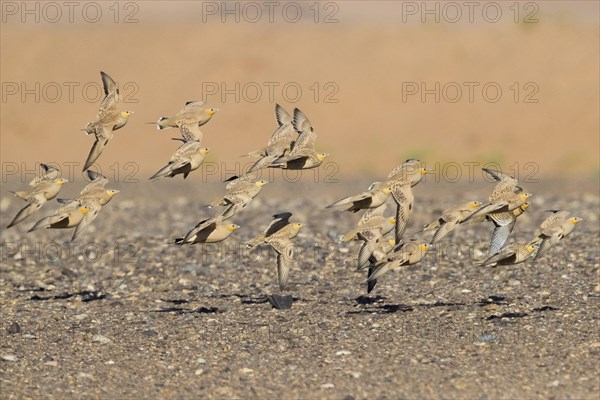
0 178 598 399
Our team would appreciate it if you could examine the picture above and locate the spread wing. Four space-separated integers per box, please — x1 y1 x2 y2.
80 170 109 195
71 202 102 241
540 210 570 232
171 141 201 161
29 163 61 186
179 124 203 142
179 101 205 114
289 108 316 155
269 239 293 291
391 183 414 243
83 137 110 172
387 159 421 180
97 71 119 118
274 103 292 127
183 217 219 243
264 212 293 237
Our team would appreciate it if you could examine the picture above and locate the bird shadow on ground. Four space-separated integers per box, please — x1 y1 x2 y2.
29 290 109 302
348 296 414 314
151 305 220 314
347 294 560 317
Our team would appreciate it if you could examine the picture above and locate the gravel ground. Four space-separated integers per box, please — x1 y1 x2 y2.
1 178 599 399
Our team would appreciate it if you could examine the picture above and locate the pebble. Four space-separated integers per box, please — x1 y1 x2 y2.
196 358 207 364
239 368 254 374
92 334 112 344
195 369 204 376
7 322 21 334
336 350 351 356
1 354 18 362
322 383 335 389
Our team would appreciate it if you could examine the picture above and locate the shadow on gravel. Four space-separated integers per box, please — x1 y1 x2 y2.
349 295 560 318
152 306 220 314
354 295 388 305
30 290 108 302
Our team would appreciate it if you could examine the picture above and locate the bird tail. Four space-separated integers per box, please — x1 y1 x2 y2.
81 123 94 135
207 197 226 208
28 216 53 232
244 149 264 159
245 235 265 249
366 267 379 294
340 231 356 243
248 154 279 172
325 195 353 211
156 117 170 130
7 202 41 229
366 263 391 283
148 162 175 181
10 191 28 200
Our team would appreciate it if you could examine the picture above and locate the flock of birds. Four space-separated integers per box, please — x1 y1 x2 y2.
5 72 583 295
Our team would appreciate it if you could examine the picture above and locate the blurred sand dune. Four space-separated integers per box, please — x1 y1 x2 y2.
1 1 598 181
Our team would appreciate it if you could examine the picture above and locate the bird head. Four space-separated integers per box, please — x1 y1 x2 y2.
419 243 430 252
521 201 532 210
205 108 219 116
316 152 330 161
121 111 134 117
419 167 431 175
54 178 68 185
79 207 90 215
107 189 120 197
520 193 532 201
292 223 304 231
255 180 269 187
199 148 210 155
526 243 538 253
226 224 240 232
470 201 482 209
388 217 396 225
388 239 396 247
569 217 582 224
382 187 393 194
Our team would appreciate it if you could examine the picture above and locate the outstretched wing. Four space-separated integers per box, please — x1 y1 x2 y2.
83 138 110 172
391 183 414 243
97 71 119 118
29 163 61 186
269 239 293 291
289 108 316 154
71 202 101 241
264 212 293 237
178 124 203 142
179 100 205 114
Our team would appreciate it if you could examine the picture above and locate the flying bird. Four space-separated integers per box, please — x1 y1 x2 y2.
81 71 133 171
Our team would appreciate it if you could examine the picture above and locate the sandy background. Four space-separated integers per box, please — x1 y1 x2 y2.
1 1 598 184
